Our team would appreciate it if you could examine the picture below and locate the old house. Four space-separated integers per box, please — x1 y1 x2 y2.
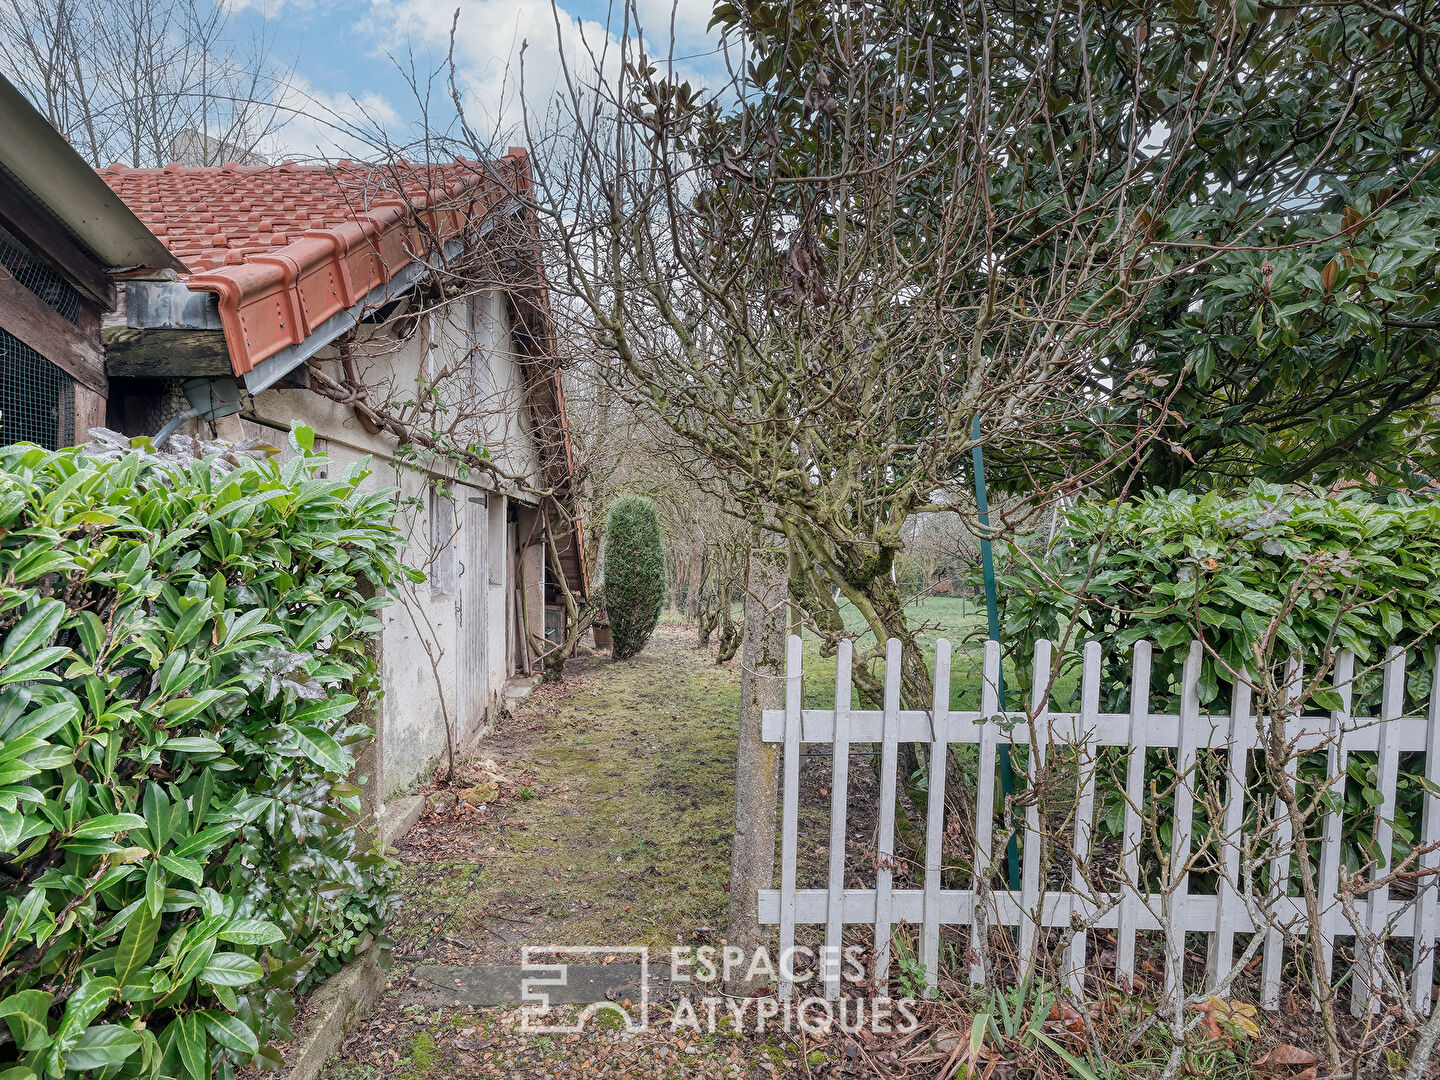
0 75 178 446
95 153 587 799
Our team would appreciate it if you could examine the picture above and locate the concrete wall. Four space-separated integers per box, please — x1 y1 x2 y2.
236 290 546 798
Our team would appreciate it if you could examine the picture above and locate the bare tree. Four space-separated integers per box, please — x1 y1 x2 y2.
502 0 1268 711
0 0 293 167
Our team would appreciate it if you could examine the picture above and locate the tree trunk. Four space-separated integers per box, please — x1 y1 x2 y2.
724 525 788 995
698 592 720 647
685 544 704 620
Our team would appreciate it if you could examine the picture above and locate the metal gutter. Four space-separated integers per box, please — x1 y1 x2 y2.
242 234 466 394
121 234 466 394
0 75 183 274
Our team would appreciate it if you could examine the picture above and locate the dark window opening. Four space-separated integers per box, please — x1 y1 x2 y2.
0 328 74 449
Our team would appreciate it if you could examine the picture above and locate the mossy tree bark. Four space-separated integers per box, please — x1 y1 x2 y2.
724 526 789 995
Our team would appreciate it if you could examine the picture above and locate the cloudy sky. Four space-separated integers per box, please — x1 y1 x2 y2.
226 0 728 157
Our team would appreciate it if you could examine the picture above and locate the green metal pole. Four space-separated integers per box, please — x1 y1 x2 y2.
971 415 1022 891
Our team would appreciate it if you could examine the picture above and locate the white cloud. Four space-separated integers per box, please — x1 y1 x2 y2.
364 0 721 139
630 0 719 53
262 77 405 160
214 0 318 22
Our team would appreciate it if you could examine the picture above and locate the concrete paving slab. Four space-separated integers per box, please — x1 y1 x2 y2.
411 963 678 1007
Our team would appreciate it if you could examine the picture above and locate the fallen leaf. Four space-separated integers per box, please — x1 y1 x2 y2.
1255 1043 1319 1070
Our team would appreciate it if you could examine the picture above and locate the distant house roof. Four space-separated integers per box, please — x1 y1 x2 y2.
167 128 268 169
98 153 530 377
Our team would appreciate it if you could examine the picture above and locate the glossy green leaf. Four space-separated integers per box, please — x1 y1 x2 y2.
64 1024 142 1070
198 952 264 988
175 1012 208 1080
114 903 159 987
0 989 53 1051
199 1009 259 1055
216 919 284 946
0 601 65 668
69 814 146 840
293 726 349 775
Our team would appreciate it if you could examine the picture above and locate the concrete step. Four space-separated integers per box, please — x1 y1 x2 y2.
411 962 676 1008
503 675 541 703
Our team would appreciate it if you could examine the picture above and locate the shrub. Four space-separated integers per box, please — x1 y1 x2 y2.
0 434 408 1078
602 495 665 659
997 483 1440 865
999 483 1440 713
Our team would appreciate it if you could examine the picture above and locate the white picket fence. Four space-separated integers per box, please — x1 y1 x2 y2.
758 635 1440 1013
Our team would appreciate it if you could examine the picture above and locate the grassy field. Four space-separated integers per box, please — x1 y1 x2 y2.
785 595 1080 712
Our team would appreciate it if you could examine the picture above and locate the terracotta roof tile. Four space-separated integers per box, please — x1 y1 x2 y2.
97 154 531 376
99 151 589 600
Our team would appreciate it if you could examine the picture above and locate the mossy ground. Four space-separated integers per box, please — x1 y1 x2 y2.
390 620 743 961
322 621 809 1079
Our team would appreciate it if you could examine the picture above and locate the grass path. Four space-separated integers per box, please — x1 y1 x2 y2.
413 623 741 958
320 624 801 1080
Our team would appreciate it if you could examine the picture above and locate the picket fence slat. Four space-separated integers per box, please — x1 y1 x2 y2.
872 638 902 987
1066 642 1102 997
921 640 951 995
1116 641 1152 985
1415 645 1440 1015
1167 642 1203 1002
777 635 803 1001
759 636 1440 1009
1262 660 1303 1010
970 641 1001 984
1354 647 1406 1016
823 640 853 1002
1020 639 1053 976
1210 671 1252 985
1317 650 1354 997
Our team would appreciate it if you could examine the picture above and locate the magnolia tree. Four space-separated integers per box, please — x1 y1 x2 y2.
512 0 1355 706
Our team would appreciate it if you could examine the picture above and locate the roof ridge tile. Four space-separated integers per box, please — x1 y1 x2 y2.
98 153 529 376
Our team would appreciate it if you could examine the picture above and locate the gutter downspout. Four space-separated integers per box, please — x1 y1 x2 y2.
152 377 243 448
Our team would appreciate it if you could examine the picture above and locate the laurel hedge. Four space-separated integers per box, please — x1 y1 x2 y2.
997 483 1440 865
998 483 1440 715
0 433 408 1079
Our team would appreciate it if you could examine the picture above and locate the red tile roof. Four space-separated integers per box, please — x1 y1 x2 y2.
98 152 530 376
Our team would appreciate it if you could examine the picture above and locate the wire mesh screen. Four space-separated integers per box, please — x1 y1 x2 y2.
0 329 74 449
0 230 82 324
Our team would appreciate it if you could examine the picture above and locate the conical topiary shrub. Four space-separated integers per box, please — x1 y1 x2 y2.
602 494 665 659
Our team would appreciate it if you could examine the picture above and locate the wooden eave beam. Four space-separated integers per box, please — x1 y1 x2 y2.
101 327 232 377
